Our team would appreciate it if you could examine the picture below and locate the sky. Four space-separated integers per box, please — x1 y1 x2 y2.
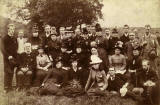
0 0 160 28
99 0 160 28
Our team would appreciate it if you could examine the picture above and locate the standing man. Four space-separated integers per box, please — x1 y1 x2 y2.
1 23 18 93
120 25 130 46
141 25 160 59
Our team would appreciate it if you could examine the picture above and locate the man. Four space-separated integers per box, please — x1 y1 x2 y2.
138 60 159 105
16 43 36 90
95 30 109 70
17 29 27 54
106 68 143 101
42 24 51 54
47 33 61 65
148 49 160 79
141 25 160 59
1 23 18 93
28 29 42 55
120 25 130 45
107 28 120 55
124 33 136 60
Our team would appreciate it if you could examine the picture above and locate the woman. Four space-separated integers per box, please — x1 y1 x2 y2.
109 46 126 74
33 46 52 86
38 60 68 95
62 56 84 97
85 56 108 96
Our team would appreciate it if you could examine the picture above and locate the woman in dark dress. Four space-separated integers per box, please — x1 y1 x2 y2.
62 56 84 97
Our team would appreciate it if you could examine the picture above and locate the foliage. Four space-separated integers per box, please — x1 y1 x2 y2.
24 0 103 29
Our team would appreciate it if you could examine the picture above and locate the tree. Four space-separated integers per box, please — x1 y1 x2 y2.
23 0 103 32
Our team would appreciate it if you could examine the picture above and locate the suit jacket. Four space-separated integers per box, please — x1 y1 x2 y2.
120 34 129 45
138 68 158 87
1 35 18 61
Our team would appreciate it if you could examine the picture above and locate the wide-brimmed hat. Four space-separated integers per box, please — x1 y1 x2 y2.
90 55 102 65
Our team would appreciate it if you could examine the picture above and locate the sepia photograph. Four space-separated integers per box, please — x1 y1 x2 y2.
0 0 160 105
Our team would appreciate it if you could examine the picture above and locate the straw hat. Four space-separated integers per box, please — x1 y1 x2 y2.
90 55 102 65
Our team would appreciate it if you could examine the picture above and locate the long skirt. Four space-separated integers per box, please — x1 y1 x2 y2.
62 79 84 97
38 78 63 95
87 85 108 96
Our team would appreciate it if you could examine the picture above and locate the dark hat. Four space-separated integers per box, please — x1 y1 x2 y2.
124 24 129 28
50 32 58 36
61 43 68 48
114 41 123 50
112 28 118 34
55 56 62 63
38 45 43 50
70 54 79 62
133 47 141 51
76 41 83 48
114 46 122 50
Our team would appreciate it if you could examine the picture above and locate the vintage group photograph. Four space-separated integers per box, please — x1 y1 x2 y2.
0 0 160 105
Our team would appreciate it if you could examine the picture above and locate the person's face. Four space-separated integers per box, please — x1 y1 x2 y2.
133 50 139 56
111 33 118 38
72 61 78 67
76 48 82 53
142 62 149 70
109 70 116 76
25 46 31 53
76 30 81 35
45 25 50 33
129 34 135 40
56 62 62 68
145 26 151 33
124 27 129 33
38 49 44 55
91 48 98 55
105 29 110 36
32 32 38 37
60 28 65 34
51 35 57 41
18 30 24 38
92 63 100 69
115 49 121 55
61 48 67 53
8 26 15 36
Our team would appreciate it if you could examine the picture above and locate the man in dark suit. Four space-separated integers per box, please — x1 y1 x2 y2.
1 23 18 93
120 25 130 45
138 60 159 105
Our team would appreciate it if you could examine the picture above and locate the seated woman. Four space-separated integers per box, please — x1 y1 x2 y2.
62 56 84 97
109 46 126 74
85 56 108 96
38 59 68 95
34 46 52 86
17 43 36 90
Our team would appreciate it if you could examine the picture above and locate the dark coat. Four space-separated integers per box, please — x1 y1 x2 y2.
120 34 130 45
1 35 18 61
128 56 142 70
138 68 158 87
17 52 36 72
107 74 128 92
1 35 18 73
105 37 120 55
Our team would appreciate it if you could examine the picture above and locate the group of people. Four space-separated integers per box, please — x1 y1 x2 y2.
1 23 160 105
